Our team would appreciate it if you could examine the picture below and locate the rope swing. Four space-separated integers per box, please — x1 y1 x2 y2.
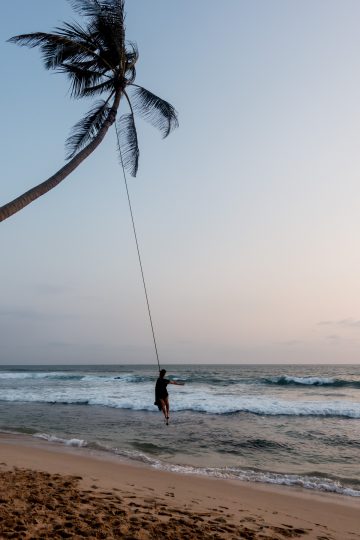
115 123 161 373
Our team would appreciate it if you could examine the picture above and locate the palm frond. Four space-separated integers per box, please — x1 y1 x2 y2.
124 41 138 83
68 0 102 17
8 32 55 48
69 1 127 72
8 31 98 71
8 32 80 64
54 21 105 65
81 78 115 97
9 0 128 79
68 0 124 20
92 0 126 27
125 41 138 66
91 1 126 59
66 100 111 158
116 113 139 177
60 63 108 98
56 21 94 43
131 86 178 138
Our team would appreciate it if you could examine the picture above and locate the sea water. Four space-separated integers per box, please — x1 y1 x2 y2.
0 364 359 497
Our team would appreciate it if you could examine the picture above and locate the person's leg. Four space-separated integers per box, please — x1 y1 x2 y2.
159 399 167 420
164 397 170 420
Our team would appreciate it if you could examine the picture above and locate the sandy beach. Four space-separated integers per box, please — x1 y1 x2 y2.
0 434 358 539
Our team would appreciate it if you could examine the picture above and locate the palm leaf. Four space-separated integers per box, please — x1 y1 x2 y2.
116 113 139 177
124 41 138 84
126 41 138 66
68 0 102 17
60 63 108 98
91 1 126 60
8 31 99 71
54 22 106 66
68 0 123 20
66 100 111 158
69 1 127 73
131 86 178 138
8 32 83 67
81 78 115 97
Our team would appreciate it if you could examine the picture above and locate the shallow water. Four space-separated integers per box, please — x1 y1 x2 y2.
0 364 359 496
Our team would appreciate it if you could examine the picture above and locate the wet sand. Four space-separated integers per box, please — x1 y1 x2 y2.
0 434 359 539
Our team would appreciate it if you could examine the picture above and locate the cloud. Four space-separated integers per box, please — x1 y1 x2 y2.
318 318 360 328
338 318 360 327
276 340 302 347
47 341 104 350
0 307 77 321
0 308 44 320
34 284 73 295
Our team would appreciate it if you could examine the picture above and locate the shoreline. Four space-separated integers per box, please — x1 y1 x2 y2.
0 434 359 539
2 427 359 499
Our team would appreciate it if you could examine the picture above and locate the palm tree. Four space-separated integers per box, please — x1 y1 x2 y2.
0 0 178 223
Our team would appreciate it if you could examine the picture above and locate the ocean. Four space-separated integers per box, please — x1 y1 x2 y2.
0 364 359 497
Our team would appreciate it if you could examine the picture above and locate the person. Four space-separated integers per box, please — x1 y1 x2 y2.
154 368 184 425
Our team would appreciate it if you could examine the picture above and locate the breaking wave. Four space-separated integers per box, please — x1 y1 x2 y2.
1 389 359 418
264 375 360 388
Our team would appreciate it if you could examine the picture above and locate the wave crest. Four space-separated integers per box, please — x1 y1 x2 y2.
264 375 360 388
1 392 360 418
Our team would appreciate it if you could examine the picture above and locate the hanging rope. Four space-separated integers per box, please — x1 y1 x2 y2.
115 123 161 373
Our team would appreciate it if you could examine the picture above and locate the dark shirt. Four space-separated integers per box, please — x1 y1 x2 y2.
155 377 170 401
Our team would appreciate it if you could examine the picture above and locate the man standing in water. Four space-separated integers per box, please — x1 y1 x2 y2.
154 369 184 425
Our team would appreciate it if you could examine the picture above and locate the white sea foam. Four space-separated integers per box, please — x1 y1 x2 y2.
81 374 136 382
0 371 121 382
0 371 68 380
1 385 360 418
280 375 335 385
157 463 360 497
7 432 352 498
106 448 360 498
1 368 359 419
34 433 87 447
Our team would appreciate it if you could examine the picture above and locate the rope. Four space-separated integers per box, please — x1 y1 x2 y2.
115 124 161 373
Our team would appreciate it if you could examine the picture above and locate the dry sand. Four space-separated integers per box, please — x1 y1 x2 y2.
0 434 359 539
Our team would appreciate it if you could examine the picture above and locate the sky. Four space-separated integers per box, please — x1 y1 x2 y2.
1 0 360 365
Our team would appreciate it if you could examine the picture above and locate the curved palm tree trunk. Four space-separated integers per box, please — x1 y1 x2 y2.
0 91 122 223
